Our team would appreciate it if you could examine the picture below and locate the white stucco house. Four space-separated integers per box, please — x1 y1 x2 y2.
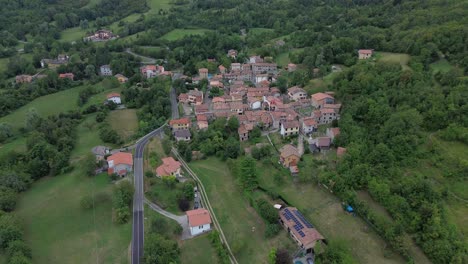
186 208 212 236
107 93 121 104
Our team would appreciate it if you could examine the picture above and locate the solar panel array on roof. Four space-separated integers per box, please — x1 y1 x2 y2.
283 208 316 238
294 210 314 228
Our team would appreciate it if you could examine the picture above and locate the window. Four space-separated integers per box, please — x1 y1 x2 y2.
199 225 203 229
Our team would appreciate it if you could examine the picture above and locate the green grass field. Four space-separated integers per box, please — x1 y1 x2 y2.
15 114 131 264
306 71 341 94
407 136 468 242
0 57 8 73
60 26 88 42
180 234 219 264
249 28 274 34
107 109 138 142
275 48 304 67
429 59 453 73
256 159 405 264
190 158 296 264
356 191 432 263
83 0 102 8
376 52 411 70
147 0 172 13
0 86 87 130
160 29 212 41
147 177 187 215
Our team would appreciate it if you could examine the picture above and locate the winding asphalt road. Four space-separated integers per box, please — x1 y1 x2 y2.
131 125 166 264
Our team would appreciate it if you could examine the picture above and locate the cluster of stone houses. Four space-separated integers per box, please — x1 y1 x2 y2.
40 54 69 69
171 54 349 173
140 65 172 78
223 58 278 84
169 118 192 142
83 29 118 42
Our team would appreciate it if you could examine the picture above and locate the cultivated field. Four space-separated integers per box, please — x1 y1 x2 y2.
15 114 131 264
190 158 296 264
107 109 139 142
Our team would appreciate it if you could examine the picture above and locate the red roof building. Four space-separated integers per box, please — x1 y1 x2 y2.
156 157 182 177
187 208 212 236
107 152 133 176
59 73 74 80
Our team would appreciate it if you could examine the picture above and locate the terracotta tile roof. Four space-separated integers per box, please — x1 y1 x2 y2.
199 68 208 73
288 86 306 94
303 118 317 126
282 120 299 129
323 104 341 111
212 97 225 103
196 114 208 122
280 144 300 158
218 65 226 70
107 152 133 166
280 207 324 249
195 104 209 113
188 89 203 97
311 92 334 102
213 103 230 110
320 108 336 114
156 157 181 176
141 65 157 71
358 49 373 54
107 93 121 99
316 137 331 147
337 147 347 157
178 93 189 101
187 209 212 227
238 124 248 134
169 118 190 126
328 127 340 137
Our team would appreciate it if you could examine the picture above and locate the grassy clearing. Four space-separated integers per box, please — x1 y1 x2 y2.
0 86 87 130
406 136 468 242
160 29 212 41
83 0 102 8
376 52 411 70
0 137 27 158
147 0 172 13
190 158 296 264
249 28 274 34
84 86 122 109
107 109 138 142
356 191 432 263
0 57 8 73
275 48 304 67
15 114 131 264
60 26 88 42
305 71 341 94
180 234 219 264
256 159 406 264
429 59 453 73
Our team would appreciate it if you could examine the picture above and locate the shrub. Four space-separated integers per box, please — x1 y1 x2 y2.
178 198 190 211
145 171 155 178
80 196 94 210
265 223 281 238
